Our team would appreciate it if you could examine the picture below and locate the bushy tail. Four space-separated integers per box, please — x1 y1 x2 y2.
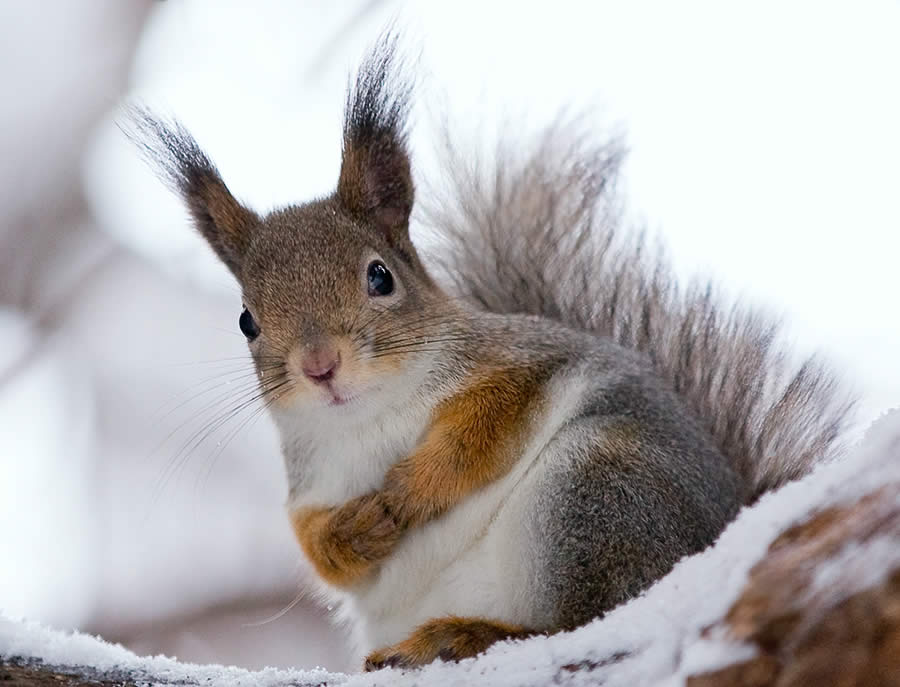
420 123 855 502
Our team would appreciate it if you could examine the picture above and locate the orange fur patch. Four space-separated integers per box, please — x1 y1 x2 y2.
290 365 547 587
364 616 535 670
381 366 545 527
290 492 402 588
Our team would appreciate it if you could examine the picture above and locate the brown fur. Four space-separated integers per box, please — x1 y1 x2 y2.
290 364 544 587
291 492 401 588
337 30 418 260
338 143 413 239
123 110 259 278
381 365 545 527
425 124 856 501
364 616 536 670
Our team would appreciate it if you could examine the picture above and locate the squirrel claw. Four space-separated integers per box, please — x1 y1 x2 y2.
363 648 418 672
363 617 533 671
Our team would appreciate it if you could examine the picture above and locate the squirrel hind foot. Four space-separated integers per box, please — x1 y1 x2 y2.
363 616 535 671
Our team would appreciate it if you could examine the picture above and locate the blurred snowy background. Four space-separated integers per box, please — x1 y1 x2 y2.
0 0 898 674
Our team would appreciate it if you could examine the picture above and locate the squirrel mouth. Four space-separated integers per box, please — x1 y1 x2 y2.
321 381 353 407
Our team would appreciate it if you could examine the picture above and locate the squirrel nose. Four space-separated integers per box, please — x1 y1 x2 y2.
302 349 340 384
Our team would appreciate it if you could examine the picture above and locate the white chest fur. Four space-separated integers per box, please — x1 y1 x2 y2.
275 397 430 509
271 368 588 660
272 357 443 509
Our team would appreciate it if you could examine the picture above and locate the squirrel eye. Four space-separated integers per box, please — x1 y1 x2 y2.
366 261 394 297
239 307 260 340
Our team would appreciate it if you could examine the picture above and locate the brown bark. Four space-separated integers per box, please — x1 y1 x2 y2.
689 484 900 687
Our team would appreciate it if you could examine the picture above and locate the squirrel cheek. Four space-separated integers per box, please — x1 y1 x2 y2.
365 344 410 376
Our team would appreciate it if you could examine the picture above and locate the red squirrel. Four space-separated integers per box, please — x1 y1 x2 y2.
128 31 853 671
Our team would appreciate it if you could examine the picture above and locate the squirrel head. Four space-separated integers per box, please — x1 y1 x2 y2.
129 35 453 411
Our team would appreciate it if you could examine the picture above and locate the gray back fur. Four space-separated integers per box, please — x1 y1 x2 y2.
421 124 855 502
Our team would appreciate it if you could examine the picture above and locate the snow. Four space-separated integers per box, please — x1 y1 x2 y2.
0 617 342 687
810 534 900 603
3 410 898 685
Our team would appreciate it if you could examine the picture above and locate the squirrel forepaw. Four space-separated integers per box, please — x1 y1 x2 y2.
331 491 403 561
291 492 403 588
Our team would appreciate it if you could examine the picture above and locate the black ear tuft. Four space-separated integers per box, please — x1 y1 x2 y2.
338 30 415 247
122 106 259 278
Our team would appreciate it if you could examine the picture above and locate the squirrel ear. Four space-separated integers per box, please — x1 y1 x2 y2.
123 107 259 278
338 132 413 236
337 33 414 248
